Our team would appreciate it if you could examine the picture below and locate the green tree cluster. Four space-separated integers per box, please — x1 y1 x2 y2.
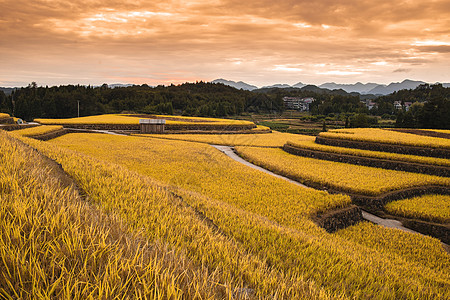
5 82 283 121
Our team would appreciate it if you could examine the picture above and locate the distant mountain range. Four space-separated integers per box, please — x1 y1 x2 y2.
211 79 450 95
2 79 449 96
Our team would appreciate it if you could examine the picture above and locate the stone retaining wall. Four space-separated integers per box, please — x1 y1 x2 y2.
0 117 14 124
314 205 363 232
402 219 449 244
0 124 39 131
350 186 450 210
33 129 69 141
58 123 256 132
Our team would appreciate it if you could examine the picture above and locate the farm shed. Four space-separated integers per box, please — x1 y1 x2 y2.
140 119 166 133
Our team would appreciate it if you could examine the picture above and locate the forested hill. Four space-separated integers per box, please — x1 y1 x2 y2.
376 84 450 129
0 82 448 129
0 82 281 121
1 81 364 121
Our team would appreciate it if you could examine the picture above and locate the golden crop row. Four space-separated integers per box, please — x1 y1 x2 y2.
16 132 450 298
287 140 450 167
335 221 449 271
47 133 349 219
15 125 64 137
235 146 450 195
425 129 450 134
137 131 315 147
35 113 254 126
0 112 10 118
0 131 236 299
10 132 342 299
320 128 450 149
385 194 450 223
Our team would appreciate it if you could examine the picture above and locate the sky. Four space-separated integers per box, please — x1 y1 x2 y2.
1 0 449 87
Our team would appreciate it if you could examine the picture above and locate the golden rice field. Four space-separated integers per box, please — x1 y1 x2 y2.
335 222 449 272
35 114 254 126
0 131 236 299
235 146 450 195
425 129 450 135
287 140 450 167
14 125 63 137
385 194 450 223
320 128 450 149
137 131 315 147
6 131 449 299
45 133 349 220
0 112 10 118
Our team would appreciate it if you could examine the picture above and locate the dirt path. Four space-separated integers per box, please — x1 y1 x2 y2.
212 145 310 189
212 145 429 235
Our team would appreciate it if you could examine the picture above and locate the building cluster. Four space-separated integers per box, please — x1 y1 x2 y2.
393 101 413 111
283 97 315 111
361 99 378 110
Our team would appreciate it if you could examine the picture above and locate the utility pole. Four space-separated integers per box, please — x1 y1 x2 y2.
77 100 80 118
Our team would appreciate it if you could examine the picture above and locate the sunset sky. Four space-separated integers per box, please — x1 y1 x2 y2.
1 0 449 87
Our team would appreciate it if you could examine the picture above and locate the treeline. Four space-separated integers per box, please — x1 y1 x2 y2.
0 82 284 121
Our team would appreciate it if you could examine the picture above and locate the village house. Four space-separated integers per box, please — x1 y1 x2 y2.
361 99 378 110
283 97 315 111
393 101 402 110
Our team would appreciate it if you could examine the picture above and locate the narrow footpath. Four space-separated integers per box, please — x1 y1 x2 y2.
212 145 424 235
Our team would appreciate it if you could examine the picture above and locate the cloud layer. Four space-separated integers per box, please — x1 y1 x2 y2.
1 0 449 86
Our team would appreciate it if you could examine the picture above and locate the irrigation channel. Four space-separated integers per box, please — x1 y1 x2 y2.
211 145 423 235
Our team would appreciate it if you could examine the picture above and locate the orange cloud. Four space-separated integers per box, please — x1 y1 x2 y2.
0 0 449 86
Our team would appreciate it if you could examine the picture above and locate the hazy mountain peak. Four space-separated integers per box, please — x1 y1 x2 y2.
211 79 258 90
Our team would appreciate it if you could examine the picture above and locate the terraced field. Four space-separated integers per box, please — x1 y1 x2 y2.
14 125 64 137
235 146 450 196
286 139 450 167
385 195 450 223
35 114 254 126
2 127 450 298
319 128 450 149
